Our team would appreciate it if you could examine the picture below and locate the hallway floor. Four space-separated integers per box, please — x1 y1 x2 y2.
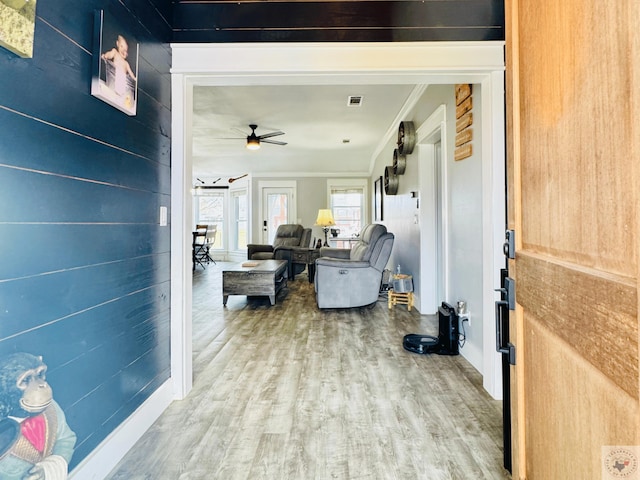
105 263 510 479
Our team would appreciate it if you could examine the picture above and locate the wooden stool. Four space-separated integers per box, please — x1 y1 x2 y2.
388 289 415 311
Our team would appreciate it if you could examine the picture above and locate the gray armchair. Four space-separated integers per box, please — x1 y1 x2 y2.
247 224 312 278
314 223 394 308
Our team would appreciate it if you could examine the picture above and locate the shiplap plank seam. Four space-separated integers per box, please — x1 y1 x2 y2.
0 105 151 161
0 254 162 283
0 164 162 193
0 285 164 343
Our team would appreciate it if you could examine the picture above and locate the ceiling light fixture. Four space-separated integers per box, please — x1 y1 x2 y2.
246 133 260 150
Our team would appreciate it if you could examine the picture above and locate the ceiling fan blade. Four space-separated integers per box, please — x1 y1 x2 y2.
231 127 248 136
229 173 248 183
257 131 284 140
261 139 287 146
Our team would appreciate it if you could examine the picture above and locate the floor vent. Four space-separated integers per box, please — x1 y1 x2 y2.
347 95 363 107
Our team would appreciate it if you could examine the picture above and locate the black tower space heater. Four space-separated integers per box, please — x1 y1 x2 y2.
403 302 459 355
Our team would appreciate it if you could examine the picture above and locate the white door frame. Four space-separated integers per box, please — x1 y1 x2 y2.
417 105 448 315
170 42 506 400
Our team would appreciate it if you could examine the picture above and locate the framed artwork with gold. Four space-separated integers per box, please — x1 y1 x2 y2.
0 0 37 58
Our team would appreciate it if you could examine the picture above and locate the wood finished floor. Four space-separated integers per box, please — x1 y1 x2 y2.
106 262 511 480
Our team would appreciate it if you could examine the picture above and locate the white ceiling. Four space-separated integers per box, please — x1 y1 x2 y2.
190 83 417 182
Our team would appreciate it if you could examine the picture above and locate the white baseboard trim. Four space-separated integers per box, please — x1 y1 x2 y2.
227 251 246 262
69 379 174 480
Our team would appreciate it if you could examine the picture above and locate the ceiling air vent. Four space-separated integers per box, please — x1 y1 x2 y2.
347 95 363 107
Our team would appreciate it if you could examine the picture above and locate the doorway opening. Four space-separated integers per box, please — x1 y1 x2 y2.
170 42 506 401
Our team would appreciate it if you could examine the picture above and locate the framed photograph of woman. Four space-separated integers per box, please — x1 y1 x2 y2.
91 10 139 116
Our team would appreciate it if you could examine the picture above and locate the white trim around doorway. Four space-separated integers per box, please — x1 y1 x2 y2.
170 42 506 401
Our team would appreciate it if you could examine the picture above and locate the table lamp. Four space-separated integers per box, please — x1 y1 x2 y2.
315 209 336 246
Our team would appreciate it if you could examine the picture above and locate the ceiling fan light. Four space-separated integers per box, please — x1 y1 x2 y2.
246 137 260 150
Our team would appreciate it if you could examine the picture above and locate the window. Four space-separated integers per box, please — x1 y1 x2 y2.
328 179 368 238
231 190 248 250
195 193 224 249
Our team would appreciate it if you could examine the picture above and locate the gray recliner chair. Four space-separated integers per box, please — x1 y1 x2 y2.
314 223 394 308
247 224 312 279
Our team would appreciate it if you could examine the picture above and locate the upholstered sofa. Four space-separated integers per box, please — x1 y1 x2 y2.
247 224 312 279
314 223 394 308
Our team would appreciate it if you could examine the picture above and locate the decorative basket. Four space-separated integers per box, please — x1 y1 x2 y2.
392 274 413 293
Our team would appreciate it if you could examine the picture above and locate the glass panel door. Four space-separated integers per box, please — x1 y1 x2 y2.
262 187 292 244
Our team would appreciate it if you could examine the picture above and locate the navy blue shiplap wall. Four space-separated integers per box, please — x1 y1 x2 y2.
0 0 172 469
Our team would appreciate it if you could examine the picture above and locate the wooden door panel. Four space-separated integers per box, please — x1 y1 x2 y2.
525 318 639 479
517 0 637 278
518 252 638 399
506 0 640 478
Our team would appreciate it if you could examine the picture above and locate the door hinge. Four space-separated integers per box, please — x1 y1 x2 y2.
503 229 515 259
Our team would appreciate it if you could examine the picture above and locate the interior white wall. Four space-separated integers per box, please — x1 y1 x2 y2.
379 157 421 296
373 84 453 314
371 83 487 375
447 84 485 371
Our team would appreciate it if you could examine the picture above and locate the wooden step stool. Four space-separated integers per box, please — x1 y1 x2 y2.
388 289 415 311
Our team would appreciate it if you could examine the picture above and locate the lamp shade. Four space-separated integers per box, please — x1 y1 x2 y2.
315 209 336 227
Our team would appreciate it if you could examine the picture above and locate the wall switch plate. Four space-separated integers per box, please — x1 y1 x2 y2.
159 206 167 226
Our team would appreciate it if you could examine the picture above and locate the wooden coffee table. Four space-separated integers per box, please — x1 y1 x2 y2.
222 259 288 306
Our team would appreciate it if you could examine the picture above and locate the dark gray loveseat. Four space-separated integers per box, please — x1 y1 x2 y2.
247 224 312 279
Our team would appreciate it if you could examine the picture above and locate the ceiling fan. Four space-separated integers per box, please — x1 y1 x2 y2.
240 124 287 150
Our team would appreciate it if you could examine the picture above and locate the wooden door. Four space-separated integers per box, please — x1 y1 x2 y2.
505 1 640 478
